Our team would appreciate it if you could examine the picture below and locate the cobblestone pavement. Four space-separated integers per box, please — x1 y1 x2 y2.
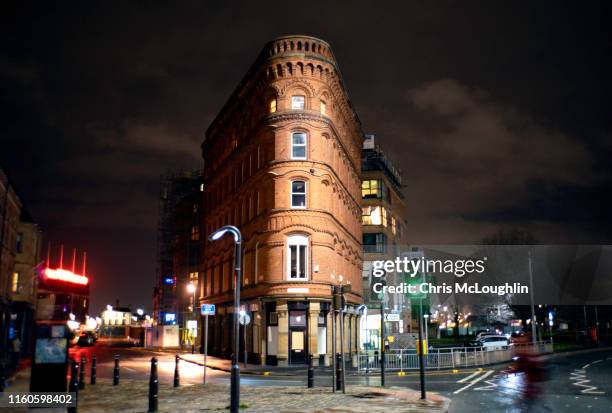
74 379 450 412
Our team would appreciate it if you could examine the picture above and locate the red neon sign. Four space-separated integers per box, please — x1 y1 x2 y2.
44 268 89 285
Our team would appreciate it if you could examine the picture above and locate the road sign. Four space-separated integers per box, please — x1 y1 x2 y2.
385 313 400 321
201 304 216 316
239 312 251 326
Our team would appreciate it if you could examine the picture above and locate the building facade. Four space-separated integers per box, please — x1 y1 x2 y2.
360 134 410 349
200 36 363 365
9 210 42 356
153 170 203 330
0 166 22 368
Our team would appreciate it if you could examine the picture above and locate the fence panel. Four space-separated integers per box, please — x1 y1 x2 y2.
357 341 552 371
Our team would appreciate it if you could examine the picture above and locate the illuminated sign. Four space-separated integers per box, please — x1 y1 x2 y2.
164 313 176 322
164 277 174 285
44 268 89 285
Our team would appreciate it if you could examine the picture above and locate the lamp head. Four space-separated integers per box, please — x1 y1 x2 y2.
208 225 241 243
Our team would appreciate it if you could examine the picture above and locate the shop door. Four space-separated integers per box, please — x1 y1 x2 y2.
289 310 307 364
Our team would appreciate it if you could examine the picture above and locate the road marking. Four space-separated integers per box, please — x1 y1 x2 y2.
569 369 605 395
457 370 483 383
591 359 603 365
474 373 502 391
453 370 494 394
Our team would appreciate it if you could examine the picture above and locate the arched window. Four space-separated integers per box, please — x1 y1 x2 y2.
291 95 305 110
291 132 307 159
291 180 306 208
269 98 277 113
287 234 308 280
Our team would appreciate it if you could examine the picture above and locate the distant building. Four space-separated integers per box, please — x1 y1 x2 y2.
360 134 410 348
0 166 23 365
200 35 363 366
153 170 203 342
9 209 42 355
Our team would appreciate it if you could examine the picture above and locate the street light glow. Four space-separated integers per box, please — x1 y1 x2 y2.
210 228 228 241
187 283 196 294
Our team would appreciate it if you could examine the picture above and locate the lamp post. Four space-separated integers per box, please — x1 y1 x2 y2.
187 283 197 353
209 225 242 413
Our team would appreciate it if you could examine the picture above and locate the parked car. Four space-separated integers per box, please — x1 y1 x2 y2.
467 335 509 350
77 331 96 346
479 336 509 350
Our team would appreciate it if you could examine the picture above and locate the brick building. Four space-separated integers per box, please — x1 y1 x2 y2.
200 35 363 366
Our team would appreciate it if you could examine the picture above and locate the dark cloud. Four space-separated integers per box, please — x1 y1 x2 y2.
1 1 611 312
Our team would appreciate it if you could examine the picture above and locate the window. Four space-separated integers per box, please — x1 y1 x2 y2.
291 95 305 110
190 225 200 241
291 181 306 208
362 179 383 198
11 272 19 293
391 216 397 235
16 233 23 253
291 132 307 159
320 100 326 115
189 272 198 283
270 98 277 113
363 233 386 253
362 206 387 226
287 234 308 280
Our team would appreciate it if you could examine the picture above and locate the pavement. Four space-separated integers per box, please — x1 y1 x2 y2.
3 343 611 412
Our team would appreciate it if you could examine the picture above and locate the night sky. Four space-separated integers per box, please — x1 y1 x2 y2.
2 2 611 314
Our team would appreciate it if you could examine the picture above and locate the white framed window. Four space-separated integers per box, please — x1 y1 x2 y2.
291 132 307 159
287 234 308 280
291 95 305 110
320 100 326 115
291 180 306 208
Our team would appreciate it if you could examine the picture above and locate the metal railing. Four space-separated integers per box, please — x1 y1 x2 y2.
358 341 553 371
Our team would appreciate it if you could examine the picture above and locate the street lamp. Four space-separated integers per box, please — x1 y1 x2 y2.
208 225 242 413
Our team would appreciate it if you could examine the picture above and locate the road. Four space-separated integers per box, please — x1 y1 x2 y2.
70 344 612 412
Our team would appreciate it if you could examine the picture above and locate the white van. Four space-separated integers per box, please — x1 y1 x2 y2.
478 336 509 350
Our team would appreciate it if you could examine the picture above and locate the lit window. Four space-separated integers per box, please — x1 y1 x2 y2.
320 101 326 115
199 183 204 192
291 132 307 159
291 181 306 208
270 98 277 113
11 272 19 293
362 179 383 199
190 225 200 241
291 95 305 110
189 272 198 282
287 234 308 280
362 206 387 226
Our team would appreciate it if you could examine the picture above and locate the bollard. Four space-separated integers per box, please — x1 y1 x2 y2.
335 353 342 391
148 357 158 413
90 355 97 385
113 354 120 386
173 355 180 387
68 359 79 413
79 356 86 390
307 354 314 388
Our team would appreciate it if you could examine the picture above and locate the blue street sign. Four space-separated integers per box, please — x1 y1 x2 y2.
201 304 216 316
